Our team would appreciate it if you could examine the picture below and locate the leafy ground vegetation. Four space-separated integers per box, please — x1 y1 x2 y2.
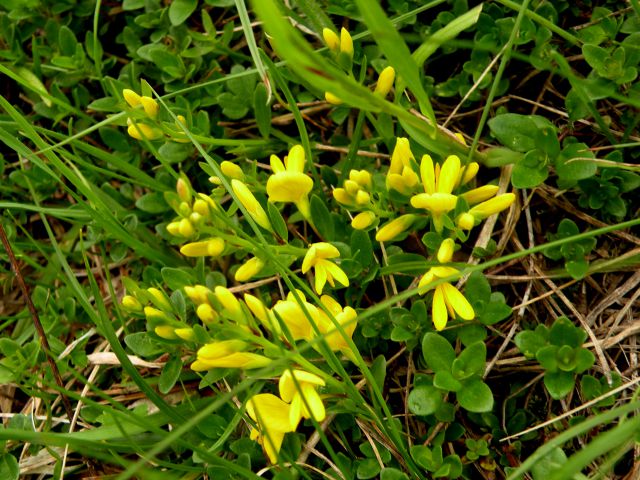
0 0 639 478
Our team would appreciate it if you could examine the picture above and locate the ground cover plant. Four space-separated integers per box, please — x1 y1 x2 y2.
0 0 639 478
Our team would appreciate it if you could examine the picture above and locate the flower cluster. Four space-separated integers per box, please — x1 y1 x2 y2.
321 26 396 105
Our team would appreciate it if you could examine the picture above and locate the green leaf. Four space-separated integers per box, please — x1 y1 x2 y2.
433 370 462 392
515 330 547 358
124 332 164 358
267 202 288 241
452 341 486 379
351 229 373 268
555 142 596 182
357 458 381 479
310 194 334 240
489 114 539 152
370 354 386 390
531 447 568 480
161 267 194 291
422 333 456 373
457 378 494 412
512 149 549 188
253 83 271 137
169 0 198 26
159 355 183 394
565 259 589 280
544 371 575 399
380 468 409 480
537 345 559 372
58 25 78 56
574 348 595 373
408 385 443 416
549 317 586 348
135 192 171 213
0 454 19 480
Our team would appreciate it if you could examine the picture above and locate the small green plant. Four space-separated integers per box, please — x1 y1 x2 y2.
515 317 595 399
416 333 494 414
543 219 596 279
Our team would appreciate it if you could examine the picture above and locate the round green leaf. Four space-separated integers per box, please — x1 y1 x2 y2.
422 333 455 373
408 385 443 416
544 371 575 399
457 378 494 412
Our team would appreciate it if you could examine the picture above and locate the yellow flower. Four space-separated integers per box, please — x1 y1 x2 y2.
247 393 294 464
388 137 413 177
418 238 474 331
179 238 225 257
271 291 320 340
266 145 313 218
317 295 358 361
375 214 416 242
221 161 244 180
147 287 172 311
468 193 516 220
231 179 272 231
139 96 159 118
279 369 326 430
196 303 218 324
214 286 245 323
244 293 271 329
184 285 213 305
191 340 271 371
302 242 349 294
410 154 463 232
235 257 265 282
374 66 395 97
155 325 178 340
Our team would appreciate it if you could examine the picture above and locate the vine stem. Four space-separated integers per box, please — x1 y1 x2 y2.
0 223 75 423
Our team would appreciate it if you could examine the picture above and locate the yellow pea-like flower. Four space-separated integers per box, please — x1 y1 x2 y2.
179 238 225 257
231 179 272 231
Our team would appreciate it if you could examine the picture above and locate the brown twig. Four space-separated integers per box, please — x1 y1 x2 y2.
0 223 75 423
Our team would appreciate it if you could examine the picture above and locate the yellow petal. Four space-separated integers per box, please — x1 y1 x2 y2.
247 393 293 433
196 303 218 324
339 27 353 57
314 264 328 294
323 261 349 288
140 96 159 118
123 89 141 107
420 154 436 194
468 193 516 219
270 154 285 174
325 92 343 105
375 214 415 242
221 161 244 180
411 192 458 214
456 212 476 230
322 28 339 51
231 179 272 231
313 242 340 259
437 155 461 194
289 393 303 431
285 145 305 173
432 285 448 331
235 257 265 282
266 172 313 204
301 384 326 422
442 283 475 320
351 211 376 230
374 66 395 97
458 162 479 186
180 238 225 257
390 137 412 175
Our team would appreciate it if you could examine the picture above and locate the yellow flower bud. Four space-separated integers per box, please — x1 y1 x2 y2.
192 199 210 218
175 115 187 128
178 201 191 217
154 325 178 340
221 161 244 180
351 211 376 230
322 28 339 51
333 188 352 206
355 190 370 205
468 193 516 219
231 179 272 231
344 180 360 195
461 185 499 205
235 257 265 282
123 89 141 107
349 170 371 189
375 214 416 242
145 306 172 323
340 27 353 58
176 178 191 203
127 122 162 141
374 66 395 97
325 92 343 105
180 238 225 257
456 212 475 230
147 287 172 311
244 293 269 325
189 212 203 225
215 286 244 322
140 96 159 118
178 218 195 238
185 285 212 305
121 295 142 312
175 327 195 341
166 221 181 236
437 238 455 264
196 303 218 324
